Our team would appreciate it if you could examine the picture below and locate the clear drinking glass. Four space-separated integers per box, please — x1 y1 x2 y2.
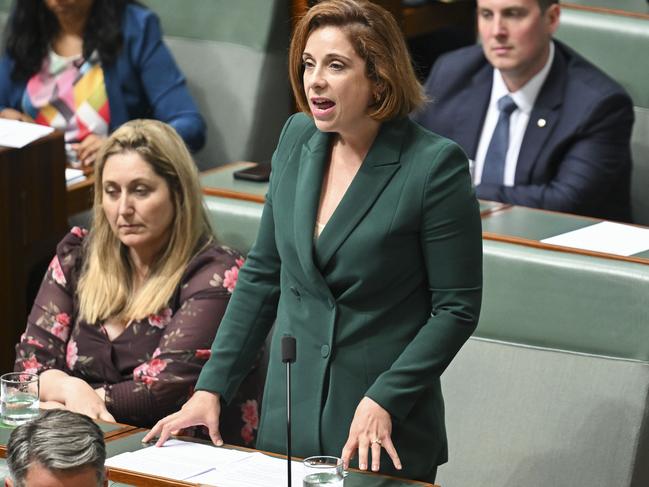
302 456 344 486
0 372 39 426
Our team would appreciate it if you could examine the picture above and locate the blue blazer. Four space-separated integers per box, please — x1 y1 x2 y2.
196 113 482 481
415 41 634 222
0 4 206 152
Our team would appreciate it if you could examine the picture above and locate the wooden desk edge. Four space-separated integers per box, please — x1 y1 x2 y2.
201 162 266 204
202 187 265 204
562 2 649 20
108 429 438 486
483 231 649 266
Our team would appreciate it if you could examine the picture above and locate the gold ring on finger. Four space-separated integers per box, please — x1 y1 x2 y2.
371 438 382 446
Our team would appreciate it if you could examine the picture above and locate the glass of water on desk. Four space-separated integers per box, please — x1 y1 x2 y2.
303 456 344 486
1 372 39 426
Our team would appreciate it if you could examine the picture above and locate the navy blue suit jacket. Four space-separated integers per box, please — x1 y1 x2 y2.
414 41 633 221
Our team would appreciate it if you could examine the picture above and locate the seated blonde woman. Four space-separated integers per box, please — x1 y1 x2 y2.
14 119 261 446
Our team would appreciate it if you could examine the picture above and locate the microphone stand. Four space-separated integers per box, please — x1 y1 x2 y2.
282 335 297 487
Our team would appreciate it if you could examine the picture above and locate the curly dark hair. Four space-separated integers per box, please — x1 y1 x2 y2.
4 0 135 81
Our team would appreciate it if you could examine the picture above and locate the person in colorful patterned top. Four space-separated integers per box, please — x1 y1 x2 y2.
13 119 262 446
0 0 205 166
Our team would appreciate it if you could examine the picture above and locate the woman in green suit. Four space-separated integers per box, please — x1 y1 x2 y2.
146 0 482 481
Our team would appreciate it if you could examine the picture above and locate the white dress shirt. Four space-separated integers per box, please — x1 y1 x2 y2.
473 41 555 186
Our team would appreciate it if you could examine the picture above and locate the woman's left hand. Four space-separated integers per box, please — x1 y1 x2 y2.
72 134 105 167
341 396 402 473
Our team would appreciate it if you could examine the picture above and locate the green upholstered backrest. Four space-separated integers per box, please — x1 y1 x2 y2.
204 196 263 254
556 8 649 108
480 239 649 361
145 0 291 170
438 337 649 487
556 8 649 225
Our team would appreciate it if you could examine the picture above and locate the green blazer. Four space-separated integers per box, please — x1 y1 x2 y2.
196 113 482 481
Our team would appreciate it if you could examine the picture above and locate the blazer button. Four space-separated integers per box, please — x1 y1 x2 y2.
321 344 330 358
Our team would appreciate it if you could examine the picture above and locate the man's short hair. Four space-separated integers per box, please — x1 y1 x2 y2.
6 410 106 487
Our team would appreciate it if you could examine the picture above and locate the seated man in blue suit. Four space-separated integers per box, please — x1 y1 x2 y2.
414 0 634 221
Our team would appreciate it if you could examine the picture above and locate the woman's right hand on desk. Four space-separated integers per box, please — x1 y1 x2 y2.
144 390 223 447
40 369 115 422
0 108 34 123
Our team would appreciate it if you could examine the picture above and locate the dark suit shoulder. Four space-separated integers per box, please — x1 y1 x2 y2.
423 44 489 96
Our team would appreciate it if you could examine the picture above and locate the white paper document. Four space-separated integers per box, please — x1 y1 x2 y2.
105 439 306 486
65 168 86 185
541 221 649 256
0 118 54 148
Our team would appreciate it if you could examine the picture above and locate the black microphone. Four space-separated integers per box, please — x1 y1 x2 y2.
282 335 296 487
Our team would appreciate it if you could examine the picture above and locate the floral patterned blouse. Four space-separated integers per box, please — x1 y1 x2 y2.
14 227 262 446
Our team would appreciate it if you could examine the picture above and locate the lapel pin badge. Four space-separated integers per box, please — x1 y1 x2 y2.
537 118 547 128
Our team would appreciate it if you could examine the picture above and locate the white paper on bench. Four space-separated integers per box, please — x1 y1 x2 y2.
105 439 306 485
186 452 306 487
0 119 54 148
105 439 250 481
65 168 86 185
541 221 649 256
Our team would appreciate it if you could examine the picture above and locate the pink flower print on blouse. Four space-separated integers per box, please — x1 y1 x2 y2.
21 355 41 375
195 349 211 360
220 258 244 294
48 255 66 286
223 266 240 293
240 399 259 445
51 312 71 341
133 358 168 386
24 337 45 349
148 308 172 329
66 339 78 369
70 226 88 239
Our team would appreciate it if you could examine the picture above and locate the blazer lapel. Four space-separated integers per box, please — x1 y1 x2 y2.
314 119 404 271
294 129 330 284
453 65 492 158
515 49 566 184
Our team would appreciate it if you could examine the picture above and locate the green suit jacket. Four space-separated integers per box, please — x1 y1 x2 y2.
196 113 482 481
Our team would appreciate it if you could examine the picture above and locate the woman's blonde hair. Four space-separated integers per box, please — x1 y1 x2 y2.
77 119 212 324
289 0 426 121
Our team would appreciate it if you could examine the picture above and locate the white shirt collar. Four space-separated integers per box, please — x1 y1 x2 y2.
491 41 555 114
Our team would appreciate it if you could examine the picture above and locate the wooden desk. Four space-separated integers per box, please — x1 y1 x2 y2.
481 204 649 265
106 429 439 487
66 168 94 217
0 133 68 373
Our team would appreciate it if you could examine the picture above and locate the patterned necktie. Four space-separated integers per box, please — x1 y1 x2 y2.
481 95 517 185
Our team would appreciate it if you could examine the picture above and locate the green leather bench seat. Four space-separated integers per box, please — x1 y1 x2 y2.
205 196 263 255
480 239 649 361
145 0 291 170
556 7 649 225
437 337 649 487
